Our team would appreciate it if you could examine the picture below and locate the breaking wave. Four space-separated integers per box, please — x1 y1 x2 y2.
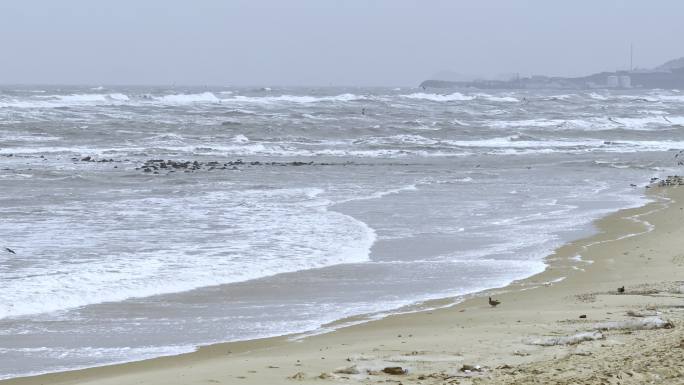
155 92 220 104
0 188 377 319
400 92 475 101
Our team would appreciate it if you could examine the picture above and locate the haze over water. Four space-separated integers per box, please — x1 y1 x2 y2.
1 86 683 377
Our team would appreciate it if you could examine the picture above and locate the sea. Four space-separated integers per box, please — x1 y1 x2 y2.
1 86 682 379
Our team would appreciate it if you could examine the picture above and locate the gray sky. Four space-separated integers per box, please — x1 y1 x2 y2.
1 0 683 87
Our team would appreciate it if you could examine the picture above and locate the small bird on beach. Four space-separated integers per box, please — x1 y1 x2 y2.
4 247 15 254
488 297 501 307
617 286 625 294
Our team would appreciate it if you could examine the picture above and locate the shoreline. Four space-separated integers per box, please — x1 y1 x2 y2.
4 186 684 384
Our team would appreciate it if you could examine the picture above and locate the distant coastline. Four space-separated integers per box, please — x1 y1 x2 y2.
422 56 684 90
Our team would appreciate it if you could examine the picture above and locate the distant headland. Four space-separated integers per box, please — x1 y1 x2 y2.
421 57 684 90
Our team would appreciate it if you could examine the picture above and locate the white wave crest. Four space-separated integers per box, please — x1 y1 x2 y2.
488 115 684 131
475 93 519 102
400 92 475 101
229 93 365 104
588 92 608 100
155 92 220 104
232 134 250 143
336 184 419 204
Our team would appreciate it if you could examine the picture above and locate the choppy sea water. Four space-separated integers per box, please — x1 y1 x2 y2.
1 86 682 378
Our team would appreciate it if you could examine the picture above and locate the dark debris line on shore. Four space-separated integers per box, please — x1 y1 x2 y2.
656 175 684 187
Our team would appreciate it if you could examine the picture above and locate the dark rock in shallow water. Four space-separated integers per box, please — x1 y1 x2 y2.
460 364 482 372
133 158 368 175
382 367 407 375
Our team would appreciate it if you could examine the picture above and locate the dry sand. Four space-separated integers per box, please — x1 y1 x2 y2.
5 186 684 385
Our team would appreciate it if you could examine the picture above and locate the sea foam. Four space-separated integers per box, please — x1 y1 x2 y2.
0 188 376 318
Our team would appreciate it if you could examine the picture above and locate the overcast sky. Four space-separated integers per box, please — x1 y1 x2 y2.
1 0 683 86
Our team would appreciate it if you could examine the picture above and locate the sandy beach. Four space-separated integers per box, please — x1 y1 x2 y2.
4 183 683 385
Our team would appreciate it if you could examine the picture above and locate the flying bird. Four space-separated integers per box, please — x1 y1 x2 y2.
4 247 16 254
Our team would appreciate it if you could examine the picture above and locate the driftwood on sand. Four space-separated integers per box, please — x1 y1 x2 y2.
593 317 674 331
526 331 604 346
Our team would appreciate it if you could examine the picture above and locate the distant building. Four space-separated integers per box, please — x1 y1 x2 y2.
619 75 631 88
606 75 619 88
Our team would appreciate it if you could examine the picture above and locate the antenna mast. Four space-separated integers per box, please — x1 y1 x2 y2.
630 43 633 72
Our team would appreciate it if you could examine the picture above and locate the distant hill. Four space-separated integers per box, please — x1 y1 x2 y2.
655 57 684 72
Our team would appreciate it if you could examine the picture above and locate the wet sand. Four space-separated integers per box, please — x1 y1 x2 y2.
5 186 684 385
